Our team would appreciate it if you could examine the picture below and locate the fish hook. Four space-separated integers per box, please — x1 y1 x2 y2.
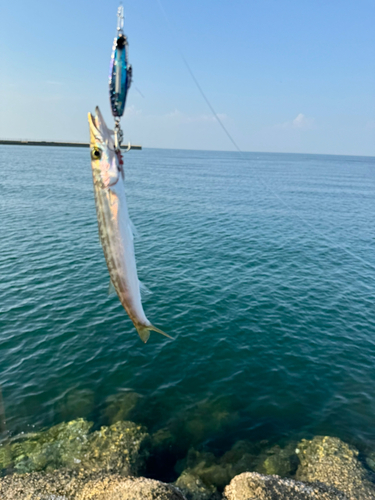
114 118 123 151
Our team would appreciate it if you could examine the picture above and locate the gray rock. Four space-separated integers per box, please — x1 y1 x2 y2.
0 469 89 500
0 471 186 500
295 436 375 500
77 476 186 500
223 471 347 500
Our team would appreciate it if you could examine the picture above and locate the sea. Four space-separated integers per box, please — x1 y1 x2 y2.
1 145 375 478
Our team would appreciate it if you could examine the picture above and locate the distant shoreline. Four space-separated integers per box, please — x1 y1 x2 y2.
1 140 374 157
0 139 142 150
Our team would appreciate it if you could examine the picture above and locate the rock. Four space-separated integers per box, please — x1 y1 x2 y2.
0 419 150 477
175 470 220 500
219 440 257 475
103 392 141 425
0 469 90 500
0 471 186 500
223 471 347 500
77 476 186 500
174 439 298 499
175 449 217 476
151 428 177 453
59 389 95 422
366 455 375 472
156 398 239 457
79 421 150 476
175 448 232 499
174 440 273 499
296 436 375 500
181 398 239 445
0 441 12 471
254 442 298 477
0 418 93 473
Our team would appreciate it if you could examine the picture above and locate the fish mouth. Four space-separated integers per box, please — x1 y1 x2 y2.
88 107 103 139
88 112 101 145
88 106 116 153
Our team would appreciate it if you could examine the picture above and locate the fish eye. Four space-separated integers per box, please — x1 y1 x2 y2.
91 147 102 160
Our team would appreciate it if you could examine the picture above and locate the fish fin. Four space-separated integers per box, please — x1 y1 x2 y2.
139 280 152 300
135 324 174 343
150 325 174 340
136 326 150 343
108 279 117 296
129 218 139 239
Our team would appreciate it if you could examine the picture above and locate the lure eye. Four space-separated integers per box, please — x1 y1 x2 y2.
117 35 126 49
91 147 102 160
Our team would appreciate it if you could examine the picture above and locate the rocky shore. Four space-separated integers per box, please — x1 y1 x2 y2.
1 417 375 499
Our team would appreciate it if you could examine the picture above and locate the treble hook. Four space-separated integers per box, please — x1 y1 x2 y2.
114 118 124 151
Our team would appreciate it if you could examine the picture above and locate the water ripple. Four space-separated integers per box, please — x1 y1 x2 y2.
1 146 375 454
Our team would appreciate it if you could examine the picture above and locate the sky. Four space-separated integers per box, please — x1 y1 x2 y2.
0 0 374 155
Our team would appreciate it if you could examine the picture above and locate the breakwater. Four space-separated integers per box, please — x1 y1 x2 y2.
0 139 142 149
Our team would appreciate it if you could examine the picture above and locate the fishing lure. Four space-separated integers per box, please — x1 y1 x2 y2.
109 5 132 149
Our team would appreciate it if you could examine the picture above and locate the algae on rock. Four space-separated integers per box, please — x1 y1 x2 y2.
296 435 375 500
219 440 257 474
79 420 150 476
254 442 298 477
0 418 150 477
223 471 347 500
58 389 95 422
175 448 232 500
175 470 220 500
174 438 298 500
154 398 239 458
174 443 257 500
0 418 92 473
103 391 141 425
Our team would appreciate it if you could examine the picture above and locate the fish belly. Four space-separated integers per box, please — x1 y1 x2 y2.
94 179 149 328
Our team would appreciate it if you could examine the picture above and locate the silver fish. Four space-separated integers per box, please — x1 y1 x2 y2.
88 107 171 343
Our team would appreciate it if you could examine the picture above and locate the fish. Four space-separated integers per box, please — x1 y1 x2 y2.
88 106 171 343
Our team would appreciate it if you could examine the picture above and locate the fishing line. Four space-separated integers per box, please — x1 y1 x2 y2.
134 86 145 98
155 0 375 275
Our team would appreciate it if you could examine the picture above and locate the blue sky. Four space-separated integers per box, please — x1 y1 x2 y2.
0 0 374 155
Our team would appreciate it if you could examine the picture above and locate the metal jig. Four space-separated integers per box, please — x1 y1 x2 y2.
109 4 132 151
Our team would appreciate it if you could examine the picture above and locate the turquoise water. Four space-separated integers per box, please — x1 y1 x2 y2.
1 146 375 475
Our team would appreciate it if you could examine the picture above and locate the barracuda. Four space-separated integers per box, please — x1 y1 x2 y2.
88 107 171 343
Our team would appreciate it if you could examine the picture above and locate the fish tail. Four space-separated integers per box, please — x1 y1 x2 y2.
135 324 174 343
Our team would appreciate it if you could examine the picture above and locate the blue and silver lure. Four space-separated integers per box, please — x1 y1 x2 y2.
109 5 132 148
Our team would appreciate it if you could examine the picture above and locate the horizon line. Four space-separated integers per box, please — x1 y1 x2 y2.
0 139 374 159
